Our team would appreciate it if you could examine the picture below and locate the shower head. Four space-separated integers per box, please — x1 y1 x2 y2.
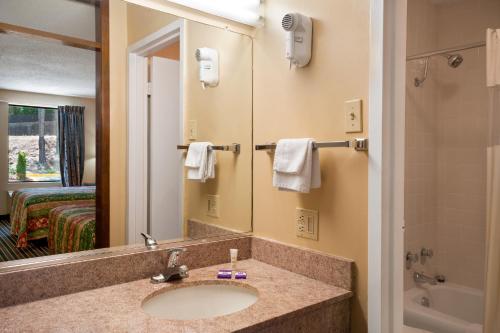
443 53 463 68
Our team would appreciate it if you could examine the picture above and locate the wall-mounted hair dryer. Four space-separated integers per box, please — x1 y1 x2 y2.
195 47 219 89
282 13 312 68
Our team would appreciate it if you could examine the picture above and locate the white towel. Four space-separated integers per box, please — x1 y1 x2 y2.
487 28 500 87
272 138 321 193
185 142 216 182
273 139 309 174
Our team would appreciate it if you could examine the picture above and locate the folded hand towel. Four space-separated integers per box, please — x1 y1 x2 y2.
185 142 216 182
273 139 310 174
185 142 207 168
487 28 500 87
272 138 321 193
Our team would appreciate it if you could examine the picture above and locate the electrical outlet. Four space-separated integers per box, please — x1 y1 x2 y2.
344 99 362 133
296 208 318 240
188 120 198 141
207 194 220 218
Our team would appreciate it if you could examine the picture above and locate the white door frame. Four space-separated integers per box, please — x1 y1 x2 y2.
127 19 185 245
368 0 407 332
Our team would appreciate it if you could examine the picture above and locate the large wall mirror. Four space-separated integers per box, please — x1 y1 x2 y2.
0 0 252 265
124 3 253 245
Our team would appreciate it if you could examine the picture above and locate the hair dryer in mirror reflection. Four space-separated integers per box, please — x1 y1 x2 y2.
195 47 219 89
282 12 313 68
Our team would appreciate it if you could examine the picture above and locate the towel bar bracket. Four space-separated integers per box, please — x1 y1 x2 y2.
352 138 368 151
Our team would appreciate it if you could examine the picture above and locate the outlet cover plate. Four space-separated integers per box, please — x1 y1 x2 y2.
207 194 220 218
296 208 318 240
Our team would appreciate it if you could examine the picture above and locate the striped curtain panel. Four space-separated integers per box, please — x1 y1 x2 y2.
58 106 85 187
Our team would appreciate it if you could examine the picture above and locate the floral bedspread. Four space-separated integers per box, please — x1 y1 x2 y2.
48 205 96 254
10 187 95 248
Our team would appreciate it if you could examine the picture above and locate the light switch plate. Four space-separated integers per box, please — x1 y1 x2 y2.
296 208 318 240
207 194 220 218
188 120 198 141
344 99 362 133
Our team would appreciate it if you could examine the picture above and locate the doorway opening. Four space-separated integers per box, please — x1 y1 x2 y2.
127 20 184 245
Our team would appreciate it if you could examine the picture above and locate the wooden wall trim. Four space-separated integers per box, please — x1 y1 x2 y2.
0 22 101 51
95 0 110 248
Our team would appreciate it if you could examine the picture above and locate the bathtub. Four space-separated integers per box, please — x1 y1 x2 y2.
404 283 484 333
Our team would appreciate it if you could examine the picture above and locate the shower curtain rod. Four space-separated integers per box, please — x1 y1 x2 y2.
406 41 486 61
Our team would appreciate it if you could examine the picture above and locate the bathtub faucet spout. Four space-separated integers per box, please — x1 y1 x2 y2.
414 271 437 285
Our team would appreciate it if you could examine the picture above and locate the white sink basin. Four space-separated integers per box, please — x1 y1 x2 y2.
142 282 259 320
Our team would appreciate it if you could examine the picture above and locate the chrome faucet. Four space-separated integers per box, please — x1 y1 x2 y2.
151 248 189 284
141 233 158 250
413 271 437 285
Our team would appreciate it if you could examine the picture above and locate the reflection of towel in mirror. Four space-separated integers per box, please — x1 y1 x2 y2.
185 142 216 182
272 138 321 193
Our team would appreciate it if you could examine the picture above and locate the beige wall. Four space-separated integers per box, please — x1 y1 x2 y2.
183 20 253 234
127 3 178 45
0 89 96 214
113 2 370 331
109 0 128 246
252 1 369 332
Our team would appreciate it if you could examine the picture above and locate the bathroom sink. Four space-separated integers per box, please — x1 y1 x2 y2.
141 282 259 320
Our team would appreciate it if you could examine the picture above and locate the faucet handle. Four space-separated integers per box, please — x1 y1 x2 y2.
141 233 158 250
406 251 419 269
421 247 434 258
166 248 186 267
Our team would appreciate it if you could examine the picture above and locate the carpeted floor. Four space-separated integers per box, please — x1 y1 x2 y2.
0 218 49 262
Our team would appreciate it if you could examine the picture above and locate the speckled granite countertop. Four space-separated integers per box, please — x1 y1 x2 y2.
0 259 351 333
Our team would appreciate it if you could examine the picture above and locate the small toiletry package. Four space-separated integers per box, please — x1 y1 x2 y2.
217 269 232 279
230 248 238 269
235 271 247 279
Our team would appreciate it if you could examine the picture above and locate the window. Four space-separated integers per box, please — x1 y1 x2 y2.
8 105 60 182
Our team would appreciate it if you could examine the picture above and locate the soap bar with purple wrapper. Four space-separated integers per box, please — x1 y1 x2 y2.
217 269 232 279
235 271 247 279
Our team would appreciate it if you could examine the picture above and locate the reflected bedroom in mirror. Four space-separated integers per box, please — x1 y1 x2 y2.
0 0 253 264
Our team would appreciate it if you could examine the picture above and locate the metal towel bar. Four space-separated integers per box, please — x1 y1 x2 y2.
255 138 368 152
177 143 240 153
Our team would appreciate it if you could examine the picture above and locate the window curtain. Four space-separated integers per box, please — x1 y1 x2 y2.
57 105 85 187
484 29 500 333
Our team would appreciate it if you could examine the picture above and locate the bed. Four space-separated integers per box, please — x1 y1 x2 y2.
10 186 96 248
48 204 96 254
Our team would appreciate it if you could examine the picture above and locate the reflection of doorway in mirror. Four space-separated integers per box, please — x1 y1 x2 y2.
127 19 185 245
148 54 182 241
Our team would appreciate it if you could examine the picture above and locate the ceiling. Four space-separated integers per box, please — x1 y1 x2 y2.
0 0 96 98
0 34 96 98
0 0 96 41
